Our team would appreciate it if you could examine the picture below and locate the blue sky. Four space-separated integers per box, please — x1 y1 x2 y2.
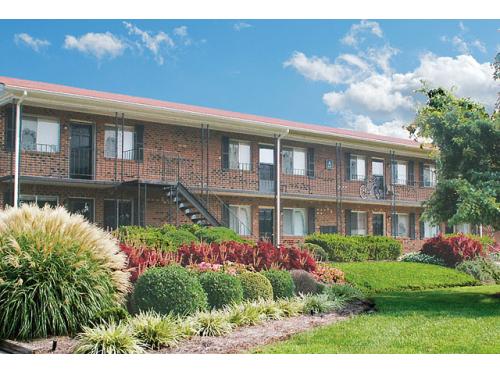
0 19 498 138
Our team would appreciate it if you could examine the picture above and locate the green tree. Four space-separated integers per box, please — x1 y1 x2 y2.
407 88 500 230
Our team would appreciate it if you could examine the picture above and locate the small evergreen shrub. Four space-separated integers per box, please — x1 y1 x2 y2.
323 284 365 302
74 323 144 354
182 224 247 243
261 269 295 299
238 272 273 301
132 265 208 316
129 311 181 350
305 233 402 262
456 258 500 284
0 205 130 340
301 243 328 262
199 271 244 309
421 234 485 267
399 252 446 266
290 269 322 295
92 306 130 325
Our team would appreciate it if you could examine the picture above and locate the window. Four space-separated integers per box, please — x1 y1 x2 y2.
22 116 60 152
395 213 409 237
283 147 306 175
393 161 407 185
423 164 437 187
454 223 471 234
259 146 274 164
104 199 132 230
104 125 136 159
349 155 366 181
351 211 367 235
423 221 440 238
283 208 307 236
372 213 385 236
320 225 337 234
19 195 58 208
229 140 251 171
229 205 251 235
372 159 384 176
67 198 95 223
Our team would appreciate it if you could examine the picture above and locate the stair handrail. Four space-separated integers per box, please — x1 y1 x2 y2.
176 181 220 227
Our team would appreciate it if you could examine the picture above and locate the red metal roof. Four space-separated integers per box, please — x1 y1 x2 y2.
0 76 420 148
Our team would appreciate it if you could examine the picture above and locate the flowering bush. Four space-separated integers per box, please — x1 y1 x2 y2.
312 263 345 285
177 241 316 272
421 234 486 267
120 243 180 282
399 252 446 266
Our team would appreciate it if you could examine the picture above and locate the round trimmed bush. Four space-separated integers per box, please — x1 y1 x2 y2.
132 265 208 316
261 269 295 299
0 205 130 340
199 271 244 309
237 272 273 301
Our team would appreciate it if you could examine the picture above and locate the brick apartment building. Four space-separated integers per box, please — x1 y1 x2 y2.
0 76 471 251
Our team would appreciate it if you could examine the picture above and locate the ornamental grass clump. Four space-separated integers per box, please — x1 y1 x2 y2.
194 311 233 337
257 299 285 320
323 283 365 303
302 294 340 315
0 205 130 340
74 323 144 354
129 311 182 350
276 297 306 318
227 301 265 326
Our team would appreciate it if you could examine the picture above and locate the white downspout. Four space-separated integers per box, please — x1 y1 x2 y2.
13 91 27 208
274 129 289 246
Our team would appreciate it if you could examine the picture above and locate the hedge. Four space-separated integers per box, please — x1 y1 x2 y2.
305 233 402 262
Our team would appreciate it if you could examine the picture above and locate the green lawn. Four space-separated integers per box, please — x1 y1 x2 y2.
333 261 477 293
253 262 499 354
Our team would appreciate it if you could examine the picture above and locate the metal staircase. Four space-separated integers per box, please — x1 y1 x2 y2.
165 182 220 227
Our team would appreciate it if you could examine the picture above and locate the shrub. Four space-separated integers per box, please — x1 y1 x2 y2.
0 205 130 340
177 241 316 272
444 233 495 250
74 323 144 354
117 225 198 252
92 306 130 325
312 263 345 284
238 272 273 301
302 294 341 314
305 233 402 262
421 234 485 267
323 284 365 302
187 225 247 244
290 269 322 295
120 243 179 282
261 269 295 299
199 271 244 309
399 252 446 266
456 258 500 284
257 299 285 320
194 311 233 337
132 265 208 316
129 311 181 350
301 243 328 262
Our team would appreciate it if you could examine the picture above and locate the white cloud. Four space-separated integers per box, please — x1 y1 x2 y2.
173 25 192 46
63 32 125 59
284 52 355 84
14 33 50 52
344 114 410 138
341 20 383 47
123 22 174 65
441 22 487 55
234 22 252 31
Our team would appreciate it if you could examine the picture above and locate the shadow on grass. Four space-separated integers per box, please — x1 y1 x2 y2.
373 288 500 318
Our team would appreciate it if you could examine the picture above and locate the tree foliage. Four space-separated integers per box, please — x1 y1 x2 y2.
407 87 500 229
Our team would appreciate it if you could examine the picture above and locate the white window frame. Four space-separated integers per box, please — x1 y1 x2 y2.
283 208 308 236
104 125 137 160
423 221 440 238
21 116 60 153
229 140 251 171
283 147 307 176
19 194 59 207
423 164 437 187
351 210 368 235
350 154 366 181
372 212 385 236
394 161 407 185
228 205 251 235
396 213 410 238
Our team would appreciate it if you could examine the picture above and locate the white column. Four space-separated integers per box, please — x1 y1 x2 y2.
274 135 281 246
13 99 22 208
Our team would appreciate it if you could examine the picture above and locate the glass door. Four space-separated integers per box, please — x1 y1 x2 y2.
258 208 274 242
70 123 93 179
259 145 275 192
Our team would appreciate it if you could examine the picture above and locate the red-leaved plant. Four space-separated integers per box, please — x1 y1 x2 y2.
421 234 485 267
176 241 317 272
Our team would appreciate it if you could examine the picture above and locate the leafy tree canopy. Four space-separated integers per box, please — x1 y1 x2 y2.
407 87 500 230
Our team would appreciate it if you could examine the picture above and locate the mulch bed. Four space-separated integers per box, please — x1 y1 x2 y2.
1 300 373 354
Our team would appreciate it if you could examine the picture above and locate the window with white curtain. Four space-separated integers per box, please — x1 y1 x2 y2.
229 140 251 170
20 194 58 208
350 155 366 180
396 213 410 237
351 211 367 235
282 147 306 176
423 164 437 187
229 205 251 235
104 125 136 159
423 221 440 238
372 159 384 176
21 116 60 152
394 161 407 185
283 208 307 236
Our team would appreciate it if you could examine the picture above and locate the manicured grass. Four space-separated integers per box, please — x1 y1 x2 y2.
333 261 477 293
254 285 500 353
